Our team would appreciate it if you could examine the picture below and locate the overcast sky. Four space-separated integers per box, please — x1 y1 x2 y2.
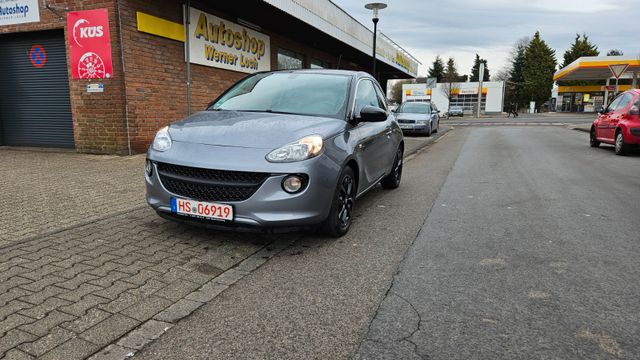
331 0 639 78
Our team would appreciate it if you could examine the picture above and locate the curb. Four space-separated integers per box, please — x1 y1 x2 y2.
403 126 452 159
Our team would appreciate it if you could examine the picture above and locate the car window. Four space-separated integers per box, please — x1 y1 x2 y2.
355 80 381 114
373 84 388 111
210 72 351 119
397 102 431 114
606 95 622 113
615 93 633 112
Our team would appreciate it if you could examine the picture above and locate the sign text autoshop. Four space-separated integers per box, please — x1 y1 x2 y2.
189 7 270 73
0 0 40 26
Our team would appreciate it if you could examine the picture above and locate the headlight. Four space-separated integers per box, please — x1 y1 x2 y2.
266 135 324 163
152 126 172 152
416 119 429 124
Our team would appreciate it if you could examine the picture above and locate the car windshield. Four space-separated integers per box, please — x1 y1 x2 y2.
451 106 462 110
209 72 351 119
397 102 431 114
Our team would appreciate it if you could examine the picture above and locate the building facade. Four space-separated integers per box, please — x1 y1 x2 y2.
401 81 505 114
0 0 418 154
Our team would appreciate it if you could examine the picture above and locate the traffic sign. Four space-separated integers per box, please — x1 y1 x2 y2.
29 45 46 68
426 77 437 89
608 64 629 79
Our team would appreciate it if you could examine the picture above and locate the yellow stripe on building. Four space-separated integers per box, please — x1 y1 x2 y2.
136 12 185 42
557 85 633 93
554 59 640 81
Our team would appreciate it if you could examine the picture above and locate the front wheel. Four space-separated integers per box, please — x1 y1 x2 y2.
381 147 403 189
322 167 356 237
590 128 600 148
614 131 628 156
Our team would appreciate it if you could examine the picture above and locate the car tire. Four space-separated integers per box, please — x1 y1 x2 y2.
590 127 600 148
322 166 356 237
425 123 432 137
380 147 403 189
433 120 438 134
614 130 628 156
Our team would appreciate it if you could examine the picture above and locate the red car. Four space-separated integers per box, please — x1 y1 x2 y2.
591 89 640 155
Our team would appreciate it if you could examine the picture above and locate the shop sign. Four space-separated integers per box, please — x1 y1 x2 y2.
0 0 40 26
376 35 418 78
86 83 104 93
67 9 113 79
189 7 270 73
459 88 478 95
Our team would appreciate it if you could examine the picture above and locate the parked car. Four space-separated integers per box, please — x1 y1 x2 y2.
448 105 464 117
393 101 440 136
590 89 640 155
145 70 404 237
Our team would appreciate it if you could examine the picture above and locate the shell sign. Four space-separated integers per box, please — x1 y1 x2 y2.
66 9 113 79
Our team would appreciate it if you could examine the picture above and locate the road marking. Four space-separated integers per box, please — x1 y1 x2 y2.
576 330 623 356
479 258 507 266
528 290 551 299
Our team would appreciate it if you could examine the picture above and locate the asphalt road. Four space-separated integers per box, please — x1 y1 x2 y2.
356 127 640 359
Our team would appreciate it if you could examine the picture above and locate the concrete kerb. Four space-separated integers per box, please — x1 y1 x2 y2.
86 238 296 360
403 126 452 160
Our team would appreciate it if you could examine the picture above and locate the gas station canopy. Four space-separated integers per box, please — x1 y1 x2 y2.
554 56 640 81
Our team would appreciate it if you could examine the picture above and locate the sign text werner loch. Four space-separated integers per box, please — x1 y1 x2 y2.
189 7 270 73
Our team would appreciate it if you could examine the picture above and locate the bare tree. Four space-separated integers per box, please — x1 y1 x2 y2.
387 79 415 103
441 57 460 116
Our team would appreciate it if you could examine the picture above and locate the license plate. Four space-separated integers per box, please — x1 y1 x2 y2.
170 198 233 222
400 124 413 129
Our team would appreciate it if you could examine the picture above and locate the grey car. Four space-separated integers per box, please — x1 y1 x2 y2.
145 70 404 237
448 105 464 117
394 101 440 136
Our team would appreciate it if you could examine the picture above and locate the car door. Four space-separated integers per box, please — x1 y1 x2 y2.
373 82 397 168
609 93 633 136
599 95 622 141
354 79 389 188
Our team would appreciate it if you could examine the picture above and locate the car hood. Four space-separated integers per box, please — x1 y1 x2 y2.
394 113 428 121
168 111 347 149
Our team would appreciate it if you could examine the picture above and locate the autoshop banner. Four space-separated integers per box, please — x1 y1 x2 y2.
0 0 40 26
67 9 113 79
189 7 270 73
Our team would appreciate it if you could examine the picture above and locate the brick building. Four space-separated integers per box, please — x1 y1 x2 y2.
0 0 418 154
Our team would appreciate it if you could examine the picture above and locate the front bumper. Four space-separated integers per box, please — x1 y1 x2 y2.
145 142 341 228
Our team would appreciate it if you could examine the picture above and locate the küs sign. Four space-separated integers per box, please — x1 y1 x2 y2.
0 0 40 26
66 9 114 79
189 7 270 73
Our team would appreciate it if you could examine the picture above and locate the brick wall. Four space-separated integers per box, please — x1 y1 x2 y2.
1 0 130 154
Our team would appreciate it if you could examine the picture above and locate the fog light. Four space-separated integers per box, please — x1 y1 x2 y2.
145 159 153 176
282 175 304 193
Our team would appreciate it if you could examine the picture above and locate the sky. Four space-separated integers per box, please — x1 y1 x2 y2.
331 0 639 78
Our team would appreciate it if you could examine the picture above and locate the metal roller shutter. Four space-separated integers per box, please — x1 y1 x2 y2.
0 30 74 148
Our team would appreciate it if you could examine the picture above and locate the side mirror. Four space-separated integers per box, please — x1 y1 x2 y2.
597 106 606 114
358 106 387 122
630 105 639 115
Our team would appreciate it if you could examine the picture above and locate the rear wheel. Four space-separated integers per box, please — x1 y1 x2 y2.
381 147 403 189
614 130 628 155
590 127 600 147
322 167 356 237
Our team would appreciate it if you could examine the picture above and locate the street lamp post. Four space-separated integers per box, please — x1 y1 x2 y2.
365 3 387 79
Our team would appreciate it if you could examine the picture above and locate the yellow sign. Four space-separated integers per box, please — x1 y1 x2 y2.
583 94 590 102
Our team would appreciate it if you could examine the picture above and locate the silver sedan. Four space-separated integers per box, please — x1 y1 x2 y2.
394 101 440 136
145 70 404 237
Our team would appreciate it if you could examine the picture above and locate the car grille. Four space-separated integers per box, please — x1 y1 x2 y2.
396 119 415 124
156 162 269 202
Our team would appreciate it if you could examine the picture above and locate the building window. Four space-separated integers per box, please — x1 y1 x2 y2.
310 58 331 69
277 48 304 70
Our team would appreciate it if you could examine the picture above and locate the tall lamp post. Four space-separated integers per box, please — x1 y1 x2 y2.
365 2 387 79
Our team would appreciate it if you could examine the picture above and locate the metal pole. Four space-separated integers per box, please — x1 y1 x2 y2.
372 18 378 79
476 62 484 118
604 77 610 106
615 77 619 97
633 72 638 89
184 1 191 116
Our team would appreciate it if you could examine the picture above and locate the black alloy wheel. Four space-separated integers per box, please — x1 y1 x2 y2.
381 147 403 189
322 167 356 237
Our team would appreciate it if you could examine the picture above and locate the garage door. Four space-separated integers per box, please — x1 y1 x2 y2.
0 30 74 148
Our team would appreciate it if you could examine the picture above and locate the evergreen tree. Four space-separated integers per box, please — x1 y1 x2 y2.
607 49 624 56
509 38 529 108
427 56 445 82
522 31 557 111
470 54 490 82
561 33 599 68
443 57 459 83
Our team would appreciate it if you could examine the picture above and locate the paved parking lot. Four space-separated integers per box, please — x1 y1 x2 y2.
0 131 444 360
